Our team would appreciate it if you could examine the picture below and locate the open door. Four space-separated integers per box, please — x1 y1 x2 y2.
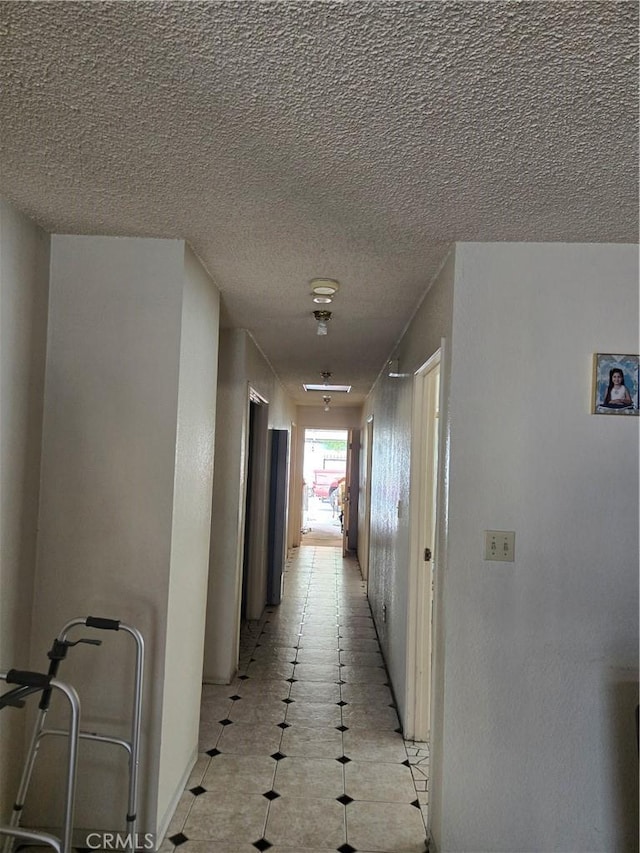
300 428 347 548
267 428 289 605
241 389 270 621
405 350 441 741
342 429 360 556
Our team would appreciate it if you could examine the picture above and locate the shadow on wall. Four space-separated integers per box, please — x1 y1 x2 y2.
609 676 639 851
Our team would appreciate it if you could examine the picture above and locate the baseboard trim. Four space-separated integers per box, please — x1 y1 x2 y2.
155 744 199 848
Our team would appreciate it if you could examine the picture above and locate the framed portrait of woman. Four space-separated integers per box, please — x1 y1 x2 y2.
592 353 639 415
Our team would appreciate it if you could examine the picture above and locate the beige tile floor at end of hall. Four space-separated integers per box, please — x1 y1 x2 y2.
160 546 430 853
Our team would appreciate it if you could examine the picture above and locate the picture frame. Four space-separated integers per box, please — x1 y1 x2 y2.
592 353 639 415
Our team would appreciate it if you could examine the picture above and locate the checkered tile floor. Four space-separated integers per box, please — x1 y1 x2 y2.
160 546 430 853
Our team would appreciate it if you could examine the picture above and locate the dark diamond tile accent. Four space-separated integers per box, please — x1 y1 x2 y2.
336 700 348 707
169 833 188 846
335 724 349 732
338 662 346 667
230 694 242 701
253 838 273 851
271 751 287 761
289 660 297 665
285 677 297 683
411 798 421 809
282 697 295 704
337 844 357 853
402 759 411 767
336 794 354 805
395 727 403 734
219 718 233 726
277 722 291 729
337 680 346 685
239 674 250 680
336 755 351 764
206 747 221 757
263 789 280 800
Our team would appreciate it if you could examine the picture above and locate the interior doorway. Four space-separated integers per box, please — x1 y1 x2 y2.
405 350 441 742
300 428 347 547
342 428 360 556
241 390 270 620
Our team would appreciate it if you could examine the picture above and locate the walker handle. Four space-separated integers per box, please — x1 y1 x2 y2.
86 616 121 631
6 670 51 690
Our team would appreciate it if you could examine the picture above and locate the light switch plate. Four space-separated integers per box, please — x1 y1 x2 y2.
484 530 515 562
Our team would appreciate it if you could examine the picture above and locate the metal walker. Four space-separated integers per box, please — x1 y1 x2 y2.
0 669 80 853
1 617 144 852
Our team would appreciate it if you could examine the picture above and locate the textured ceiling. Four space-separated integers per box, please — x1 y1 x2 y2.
1 1 637 405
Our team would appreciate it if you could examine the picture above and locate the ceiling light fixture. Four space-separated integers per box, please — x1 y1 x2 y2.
313 310 332 336
303 383 352 392
310 279 340 298
320 371 332 383
322 394 332 412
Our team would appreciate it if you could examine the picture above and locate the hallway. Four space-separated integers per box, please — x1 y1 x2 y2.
163 546 430 852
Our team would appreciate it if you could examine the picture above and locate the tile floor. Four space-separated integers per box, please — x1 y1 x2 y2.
162 546 430 853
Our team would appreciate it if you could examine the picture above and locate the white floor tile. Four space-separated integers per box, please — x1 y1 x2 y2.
182 790 269 842
346 800 426 852
265 796 346 849
342 728 408 763
273 755 345 799
161 545 430 853
280 723 344 759
201 753 277 793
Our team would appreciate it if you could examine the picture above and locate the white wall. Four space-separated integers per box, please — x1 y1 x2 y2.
362 251 455 722
0 200 50 820
203 330 248 683
25 236 219 835
157 245 219 832
433 243 639 852
362 242 638 852
204 330 295 683
295 405 363 431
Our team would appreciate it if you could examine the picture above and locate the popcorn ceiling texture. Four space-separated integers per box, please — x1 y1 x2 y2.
0 1 637 402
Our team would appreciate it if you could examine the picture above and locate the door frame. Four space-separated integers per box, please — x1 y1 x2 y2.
342 428 360 555
241 386 270 621
405 347 442 741
358 415 374 581
287 420 298 554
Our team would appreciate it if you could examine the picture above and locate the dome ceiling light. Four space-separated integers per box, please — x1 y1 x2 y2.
310 278 340 304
